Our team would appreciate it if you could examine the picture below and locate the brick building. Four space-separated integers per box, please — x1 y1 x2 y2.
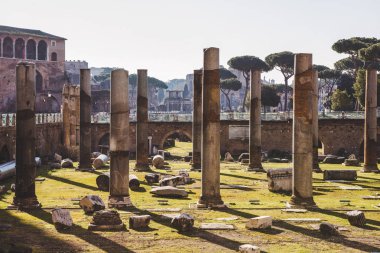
0 25 66 112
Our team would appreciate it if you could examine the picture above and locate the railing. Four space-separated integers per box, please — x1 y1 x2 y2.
0 113 62 127
91 111 370 123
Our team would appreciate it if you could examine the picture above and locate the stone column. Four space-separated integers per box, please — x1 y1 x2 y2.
312 70 322 173
12 62 40 209
191 69 202 171
289 53 316 209
109 69 132 207
363 68 379 172
77 69 92 171
62 85 70 148
197 47 224 208
135 69 150 171
247 70 265 172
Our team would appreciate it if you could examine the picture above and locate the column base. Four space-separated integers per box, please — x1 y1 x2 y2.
246 164 266 172
108 196 133 208
287 195 317 209
361 164 379 173
134 163 152 172
197 196 225 209
75 166 95 172
190 164 201 172
11 196 41 210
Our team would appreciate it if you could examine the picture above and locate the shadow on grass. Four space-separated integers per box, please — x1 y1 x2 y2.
44 174 100 191
220 172 266 182
219 207 380 252
25 208 136 253
0 209 80 252
128 207 242 251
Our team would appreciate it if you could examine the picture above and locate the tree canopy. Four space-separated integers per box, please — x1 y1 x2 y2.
220 68 237 80
220 78 242 111
262 85 280 108
332 37 380 57
313 64 329 73
227 55 269 111
331 89 353 111
128 74 168 89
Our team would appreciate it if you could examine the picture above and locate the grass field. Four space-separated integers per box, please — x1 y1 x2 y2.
0 141 379 252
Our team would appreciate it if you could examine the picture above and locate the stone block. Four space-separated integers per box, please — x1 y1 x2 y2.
267 168 292 193
61 158 73 168
199 223 235 230
323 170 357 181
171 213 194 232
238 153 249 162
129 215 151 229
319 222 339 236
224 152 234 162
51 208 73 230
246 216 272 229
346 210 366 227
343 159 360 166
92 210 123 226
152 155 165 169
178 170 192 184
239 244 260 253
145 173 160 184
159 176 184 187
92 154 109 169
79 195 105 214
323 155 345 164
184 156 192 162
150 186 188 198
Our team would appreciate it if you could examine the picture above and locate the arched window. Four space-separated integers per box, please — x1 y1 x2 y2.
3 37 13 58
51 52 57 61
15 38 25 59
26 39 36 60
37 40 47 60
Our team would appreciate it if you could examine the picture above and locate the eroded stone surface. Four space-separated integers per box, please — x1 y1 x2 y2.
79 195 105 213
246 216 272 229
199 223 235 230
150 186 188 198
52 208 73 230
129 215 151 229
171 213 194 232
239 244 260 253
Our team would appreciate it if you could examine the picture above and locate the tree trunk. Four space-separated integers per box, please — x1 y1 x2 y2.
242 72 249 112
284 78 288 112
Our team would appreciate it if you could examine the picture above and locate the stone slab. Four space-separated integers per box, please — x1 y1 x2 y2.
281 208 308 213
362 196 380 200
338 186 363 190
88 223 125 231
215 216 239 221
146 208 182 212
199 223 236 230
246 216 272 229
150 186 188 198
239 244 260 253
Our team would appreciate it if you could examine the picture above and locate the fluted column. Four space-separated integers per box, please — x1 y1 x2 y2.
12 62 40 209
247 70 264 172
289 53 316 208
362 68 379 172
191 69 202 171
135 69 150 171
109 69 132 207
197 47 224 208
77 69 92 171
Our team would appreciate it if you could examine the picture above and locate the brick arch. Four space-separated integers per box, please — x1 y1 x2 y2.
158 129 192 149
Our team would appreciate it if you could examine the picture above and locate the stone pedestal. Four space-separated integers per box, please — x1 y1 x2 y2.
12 62 41 209
109 69 132 208
77 69 92 171
197 47 224 208
289 54 316 209
135 69 151 171
247 70 264 172
362 69 379 172
191 69 202 171
312 70 322 173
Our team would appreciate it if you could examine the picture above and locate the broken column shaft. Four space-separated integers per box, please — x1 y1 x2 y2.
247 69 264 172
13 62 40 209
191 69 202 171
135 69 150 171
78 69 92 171
312 70 322 173
363 68 379 172
109 69 132 207
197 47 224 208
289 53 316 208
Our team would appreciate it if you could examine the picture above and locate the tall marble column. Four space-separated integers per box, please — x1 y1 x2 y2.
197 47 224 208
312 70 322 173
135 69 151 171
289 53 316 208
191 69 202 171
77 69 92 171
12 62 40 209
109 69 132 207
362 68 379 172
247 69 265 172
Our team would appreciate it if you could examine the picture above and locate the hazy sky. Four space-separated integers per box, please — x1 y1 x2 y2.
2 0 380 82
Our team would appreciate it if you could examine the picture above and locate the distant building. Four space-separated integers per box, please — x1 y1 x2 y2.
65 60 88 85
164 90 191 112
0 25 66 112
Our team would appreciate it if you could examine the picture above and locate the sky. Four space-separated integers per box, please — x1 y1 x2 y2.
2 0 380 83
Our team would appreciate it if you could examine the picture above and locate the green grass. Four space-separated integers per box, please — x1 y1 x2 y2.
0 143 380 252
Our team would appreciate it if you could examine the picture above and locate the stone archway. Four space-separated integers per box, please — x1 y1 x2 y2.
37 40 47 60
159 130 192 149
27 39 36 60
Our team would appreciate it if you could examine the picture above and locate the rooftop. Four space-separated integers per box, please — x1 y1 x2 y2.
0 25 66 40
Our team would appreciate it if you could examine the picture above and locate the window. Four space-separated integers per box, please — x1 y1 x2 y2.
3 37 13 58
26 39 36 60
51 40 56 47
37 40 47 60
51 52 57 61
